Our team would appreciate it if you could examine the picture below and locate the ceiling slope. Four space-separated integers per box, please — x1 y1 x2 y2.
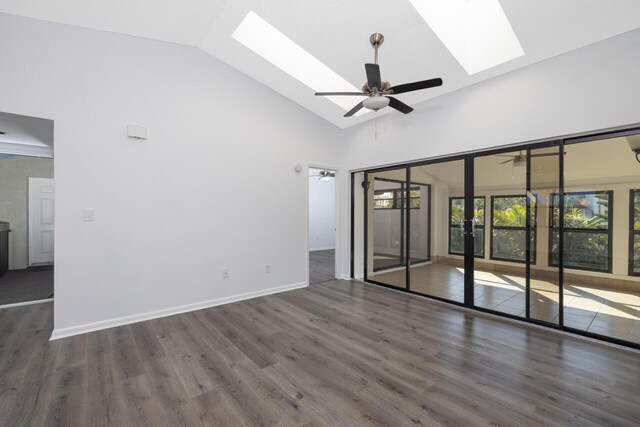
2 0 640 128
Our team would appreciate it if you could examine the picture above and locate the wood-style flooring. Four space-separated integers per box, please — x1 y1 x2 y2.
308 249 335 285
1 280 640 426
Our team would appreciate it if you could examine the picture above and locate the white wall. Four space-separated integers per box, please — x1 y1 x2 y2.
3 12 640 334
308 169 335 251
0 14 346 337
0 156 54 269
342 28 640 278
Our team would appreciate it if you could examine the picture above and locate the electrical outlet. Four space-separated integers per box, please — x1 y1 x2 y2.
265 264 271 274
222 269 230 279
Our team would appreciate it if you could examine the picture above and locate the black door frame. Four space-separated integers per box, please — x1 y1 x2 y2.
352 125 640 350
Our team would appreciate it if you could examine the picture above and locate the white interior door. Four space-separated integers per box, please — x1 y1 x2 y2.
29 177 54 266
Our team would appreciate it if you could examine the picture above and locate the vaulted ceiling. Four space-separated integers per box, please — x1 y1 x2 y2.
3 0 640 128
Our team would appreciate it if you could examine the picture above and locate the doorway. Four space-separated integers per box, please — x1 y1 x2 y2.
0 111 54 307
308 167 337 284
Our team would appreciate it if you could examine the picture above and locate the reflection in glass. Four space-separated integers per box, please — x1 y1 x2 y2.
367 169 407 289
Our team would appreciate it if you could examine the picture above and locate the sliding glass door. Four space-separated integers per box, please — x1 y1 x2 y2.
409 160 467 302
471 144 562 322
528 145 561 324
357 129 640 349
473 151 528 317
561 134 640 345
365 168 408 289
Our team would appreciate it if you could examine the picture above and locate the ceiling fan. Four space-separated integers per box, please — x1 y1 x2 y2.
497 151 564 167
315 33 443 117
310 170 335 181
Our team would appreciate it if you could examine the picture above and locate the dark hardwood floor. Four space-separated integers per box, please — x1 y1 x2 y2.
1 280 640 426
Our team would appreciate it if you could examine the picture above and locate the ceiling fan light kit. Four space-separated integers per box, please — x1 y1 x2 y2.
315 33 443 117
362 96 390 111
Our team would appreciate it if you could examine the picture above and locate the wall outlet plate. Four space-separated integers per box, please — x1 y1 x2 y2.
83 208 95 222
127 125 147 140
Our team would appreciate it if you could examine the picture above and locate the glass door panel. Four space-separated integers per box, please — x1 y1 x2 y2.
474 152 527 316
529 146 561 324
562 136 640 345
409 160 465 302
366 168 407 289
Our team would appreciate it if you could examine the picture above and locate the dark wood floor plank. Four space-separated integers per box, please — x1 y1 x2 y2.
47 364 87 426
83 329 127 426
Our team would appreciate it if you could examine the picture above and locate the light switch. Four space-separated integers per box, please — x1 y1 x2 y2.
83 208 95 222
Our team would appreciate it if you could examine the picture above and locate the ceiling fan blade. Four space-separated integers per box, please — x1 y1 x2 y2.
389 78 443 95
386 97 413 114
344 101 364 117
315 92 368 96
365 63 382 90
499 159 513 164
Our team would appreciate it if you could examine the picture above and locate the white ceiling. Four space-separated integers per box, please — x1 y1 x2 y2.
2 1 640 129
0 112 54 157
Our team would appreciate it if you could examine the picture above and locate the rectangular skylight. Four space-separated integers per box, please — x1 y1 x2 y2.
232 11 364 114
409 0 524 74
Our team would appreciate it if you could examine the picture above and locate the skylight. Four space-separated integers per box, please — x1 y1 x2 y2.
232 11 364 114
409 0 524 74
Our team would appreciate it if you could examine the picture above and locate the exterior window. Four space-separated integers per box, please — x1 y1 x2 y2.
551 191 612 272
491 195 536 263
373 190 395 209
631 190 640 275
373 187 420 209
449 197 485 257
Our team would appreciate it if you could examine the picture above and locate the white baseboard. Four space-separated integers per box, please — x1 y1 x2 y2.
50 281 308 341
309 246 335 252
0 298 53 309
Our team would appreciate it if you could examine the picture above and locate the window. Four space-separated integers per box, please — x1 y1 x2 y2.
550 191 612 272
449 197 485 257
630 190 640 276
373 186 421 209
490 195 536 263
